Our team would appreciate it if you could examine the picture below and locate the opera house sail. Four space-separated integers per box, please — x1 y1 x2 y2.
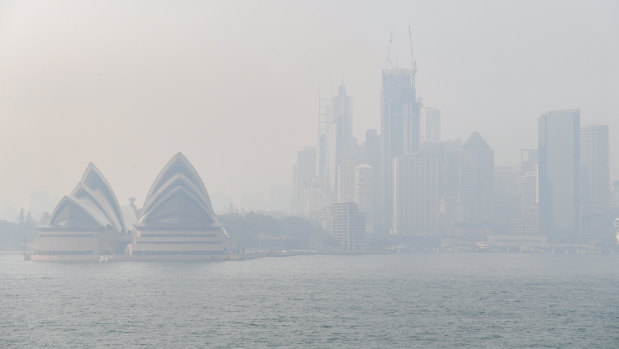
129 153 230 259
32 163 126 260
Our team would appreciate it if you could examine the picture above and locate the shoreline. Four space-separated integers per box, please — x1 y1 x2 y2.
14 246 618 263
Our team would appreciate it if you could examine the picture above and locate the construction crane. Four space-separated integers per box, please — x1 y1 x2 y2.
385 31 394 69
408 25 417 86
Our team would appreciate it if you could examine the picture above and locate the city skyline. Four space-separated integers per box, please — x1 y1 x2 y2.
1 0 618 214
3 3 619 348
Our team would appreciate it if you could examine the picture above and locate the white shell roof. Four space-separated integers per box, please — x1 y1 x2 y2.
47 163 126 232
138 153 220 229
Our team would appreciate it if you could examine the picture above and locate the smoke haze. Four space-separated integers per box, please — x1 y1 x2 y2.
1 0 618 210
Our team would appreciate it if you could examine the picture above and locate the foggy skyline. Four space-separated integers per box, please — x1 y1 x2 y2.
1 0 618 211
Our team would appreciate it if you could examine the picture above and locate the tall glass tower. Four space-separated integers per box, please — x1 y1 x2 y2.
380 68 419 231
538 109 580 242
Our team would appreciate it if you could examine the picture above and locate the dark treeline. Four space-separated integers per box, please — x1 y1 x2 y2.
0 211 445 252
219 212 338 250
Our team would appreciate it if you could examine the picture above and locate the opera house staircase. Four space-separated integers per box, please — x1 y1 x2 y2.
30 153 230 261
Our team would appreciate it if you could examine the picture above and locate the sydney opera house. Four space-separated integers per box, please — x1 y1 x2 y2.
31 153 230 261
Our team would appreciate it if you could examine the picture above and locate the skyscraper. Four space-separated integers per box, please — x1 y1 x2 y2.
362 129 380 170
458 132 494 224
353 163 376 234
580 125 614 242
421 106 441 142
317 99 331 193
493 166 520 234
337 159 361 203
511 149 539 235
392 153 439 235
538 109 580 242
580 125 609 206
380 68 419 230
326 82 354 201
292 146 317 216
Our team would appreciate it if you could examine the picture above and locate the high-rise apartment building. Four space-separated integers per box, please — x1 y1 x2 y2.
325 202 365 250
538 109 580 241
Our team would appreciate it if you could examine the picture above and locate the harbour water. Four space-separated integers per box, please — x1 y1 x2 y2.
1 253 618 348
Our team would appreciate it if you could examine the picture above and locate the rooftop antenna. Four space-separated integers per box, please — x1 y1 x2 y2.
408 25 417 87
385 31 393 69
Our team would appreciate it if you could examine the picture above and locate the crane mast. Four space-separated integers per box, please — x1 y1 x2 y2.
408 25 417 87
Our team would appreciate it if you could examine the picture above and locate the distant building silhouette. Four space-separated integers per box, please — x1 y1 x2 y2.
538 109 580 242
337 159 361 203
353 163 376 234
493 166 520 234
421 105 441 142
457 132 494 225
580 125 614 242
392 153 439 235
511 149 539 235
327 83 354 200
380 68 419 231
292 146 317 216
580 125 609 206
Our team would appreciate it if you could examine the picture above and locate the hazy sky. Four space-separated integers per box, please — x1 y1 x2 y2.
1 0 618 212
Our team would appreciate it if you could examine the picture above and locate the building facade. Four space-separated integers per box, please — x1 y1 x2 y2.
380 68 419 231
325 202 365 250
457 132 494 224
292 146 317 216
580 125 610 206
538 109 580 242
353 163 376 234
392 153 439 235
